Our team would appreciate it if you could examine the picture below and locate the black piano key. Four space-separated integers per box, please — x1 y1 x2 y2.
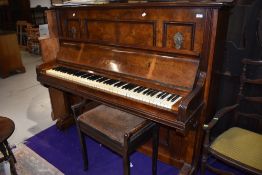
145 89 154 95
72 71 79 75
75 72 86 76
114 82 122 87
133 86 141 92
111 81 120 85
108 79 119 85
114 81 125 87
128 84 137 90
95 77 104 82
122 83 131 89
97 77 108 82
167 94 175 101
157 92 165 98
87 75 96 80
104 79 112 84
142 89 150 94
81 73 92 78
67 69 78 75
137 87 146 93
150 90 159 96
102 79 111 84
53 67 61 71
57 67 67 72
133 86 142 92
125 83 134 89
171 95 180 102
73 71 82 76
161 92 170 99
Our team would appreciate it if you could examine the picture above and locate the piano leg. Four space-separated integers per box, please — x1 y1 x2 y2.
179 163 192 175
54 114 75 130
49 87 101 130
49 88 76 130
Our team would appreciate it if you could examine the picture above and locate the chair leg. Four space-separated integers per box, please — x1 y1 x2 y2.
79 131 88 170
201 152 208 175
4 141 16 163
123 152 130 175
0 142 17 175
152 125 159 175
9 155 17 175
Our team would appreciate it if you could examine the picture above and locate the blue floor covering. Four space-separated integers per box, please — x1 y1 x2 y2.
25 125 244 175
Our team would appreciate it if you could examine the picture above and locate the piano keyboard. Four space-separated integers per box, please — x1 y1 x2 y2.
46 66 182 109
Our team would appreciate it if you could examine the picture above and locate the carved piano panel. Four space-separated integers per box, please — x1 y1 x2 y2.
65 19 81 39
38 2 232 174
57 7 206 56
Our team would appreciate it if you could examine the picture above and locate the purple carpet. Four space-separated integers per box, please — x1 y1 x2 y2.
25 125 244 175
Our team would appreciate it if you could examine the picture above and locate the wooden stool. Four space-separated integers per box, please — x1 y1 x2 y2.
0 116 17 175
72 101 159 175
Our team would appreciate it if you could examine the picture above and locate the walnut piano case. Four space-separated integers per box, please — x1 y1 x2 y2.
37 1 233 174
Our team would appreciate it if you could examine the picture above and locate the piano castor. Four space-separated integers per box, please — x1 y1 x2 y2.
37 1 233 174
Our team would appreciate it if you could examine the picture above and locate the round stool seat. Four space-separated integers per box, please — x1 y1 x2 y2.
0 116 15 143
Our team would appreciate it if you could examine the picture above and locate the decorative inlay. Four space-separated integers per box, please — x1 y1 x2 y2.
163 21 196 51
173 32 184 50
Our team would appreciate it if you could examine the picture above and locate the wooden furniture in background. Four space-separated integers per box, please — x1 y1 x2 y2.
0 31 25 78
72 101 159 175
201 59 262 175
16 20 30 47
0 116 17 175
26 25 40 54
37 1 233 174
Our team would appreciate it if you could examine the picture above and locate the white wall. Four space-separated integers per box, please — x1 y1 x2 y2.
30 0 51 8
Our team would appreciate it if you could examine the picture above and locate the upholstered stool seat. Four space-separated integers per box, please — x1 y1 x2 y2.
72 103 159 175
78 105 149 146
0 116 17 175
210 127 262 172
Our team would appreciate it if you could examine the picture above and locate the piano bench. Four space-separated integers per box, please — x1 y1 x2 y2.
72 102 159 175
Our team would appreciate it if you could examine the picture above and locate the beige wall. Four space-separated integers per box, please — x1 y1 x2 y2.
30 0 51 8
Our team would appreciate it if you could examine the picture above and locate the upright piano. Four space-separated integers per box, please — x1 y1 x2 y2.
37 1 233 174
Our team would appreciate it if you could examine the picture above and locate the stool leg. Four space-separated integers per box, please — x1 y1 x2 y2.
79 131 88 170
152 125 159 175
123 151 130 175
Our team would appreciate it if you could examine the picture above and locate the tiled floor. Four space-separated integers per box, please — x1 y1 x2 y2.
0 50 54 145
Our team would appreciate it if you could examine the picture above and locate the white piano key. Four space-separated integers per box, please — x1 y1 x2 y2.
46 67 182 110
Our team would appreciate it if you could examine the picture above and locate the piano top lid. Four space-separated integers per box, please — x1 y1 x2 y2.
57 43 200 92
51 0 235 9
